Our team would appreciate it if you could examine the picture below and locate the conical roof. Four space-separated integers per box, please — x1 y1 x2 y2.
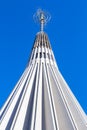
0 31 87 130
0 10 87 130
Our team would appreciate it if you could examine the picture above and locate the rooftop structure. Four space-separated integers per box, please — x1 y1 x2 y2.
0 9 87 130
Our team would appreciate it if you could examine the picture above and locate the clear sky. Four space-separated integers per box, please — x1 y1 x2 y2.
0 0 87 114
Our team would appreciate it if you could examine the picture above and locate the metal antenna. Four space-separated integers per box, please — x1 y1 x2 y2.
33 9 51 32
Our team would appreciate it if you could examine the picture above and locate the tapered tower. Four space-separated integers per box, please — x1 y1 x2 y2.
0 9 87 130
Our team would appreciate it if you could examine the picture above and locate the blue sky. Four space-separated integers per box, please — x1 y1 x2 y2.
0 0 87 114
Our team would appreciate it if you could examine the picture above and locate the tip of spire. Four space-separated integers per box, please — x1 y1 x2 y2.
33 9 51 32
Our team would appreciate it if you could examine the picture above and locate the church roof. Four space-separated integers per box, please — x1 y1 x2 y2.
0 10 87 130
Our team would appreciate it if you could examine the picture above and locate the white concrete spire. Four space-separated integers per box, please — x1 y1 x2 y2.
0 11 87 130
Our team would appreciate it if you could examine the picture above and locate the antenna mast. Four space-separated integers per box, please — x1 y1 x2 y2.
33 9 51 32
